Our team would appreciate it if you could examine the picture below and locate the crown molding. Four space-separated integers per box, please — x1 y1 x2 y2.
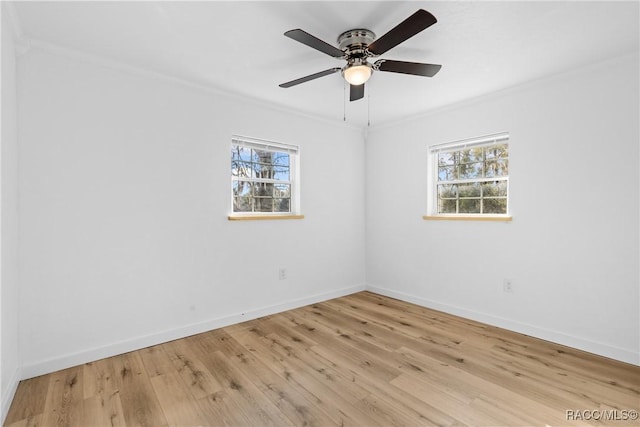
23 37 362 132
1 1 363 131
3 2 32 55
3 2 23 39
368 50 640 133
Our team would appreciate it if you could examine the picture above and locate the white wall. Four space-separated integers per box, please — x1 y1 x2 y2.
10 26 639 390
17 48 366 377
1 4 22 421
365 53 640 365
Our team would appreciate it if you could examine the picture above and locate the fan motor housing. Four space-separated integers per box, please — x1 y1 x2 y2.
338 29 376 54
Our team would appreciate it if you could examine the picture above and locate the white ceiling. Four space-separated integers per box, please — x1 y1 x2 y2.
10 1 640 128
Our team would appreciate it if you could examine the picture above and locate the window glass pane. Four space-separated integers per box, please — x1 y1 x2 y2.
485 144 508 160
458 162 482 179
486 160 508 177
233 196 252 212
459 199 481 213
255 163 274 179
438 199 457 214
273 152 290 167
254 198 273 212
274 166 290 181
438 166 457 181
232 161 253 178
438 152 456 166
459 148 483 163
253 182 274 197
274 198 290 213
231 146 252 162
274 184 290 198
437 184 457 198
459 162 483 179
484 161 498 177
483 198 507 214
252 149 274 163
458 182 481 197
482 181 507 197
232 181 252 197
495 159 508 177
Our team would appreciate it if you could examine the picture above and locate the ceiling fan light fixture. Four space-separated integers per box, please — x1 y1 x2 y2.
280 9 440 103
343 63 372 86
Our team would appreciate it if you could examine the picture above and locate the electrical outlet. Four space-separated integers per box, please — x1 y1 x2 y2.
503 279 513 293
279 268 287 280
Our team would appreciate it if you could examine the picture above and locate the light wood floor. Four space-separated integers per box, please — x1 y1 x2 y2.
5 291 640 426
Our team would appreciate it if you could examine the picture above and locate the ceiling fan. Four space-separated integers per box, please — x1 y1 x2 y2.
279 9 442 102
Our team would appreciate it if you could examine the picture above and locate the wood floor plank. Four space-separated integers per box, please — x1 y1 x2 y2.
282 318 460 426
326 296 468 348
193 391 253 427
489 339 640 398
397 345 573 425
81 357 127 427
3 375 50 425
111 353 168 427
138 345 174 379
180 331 295 426
40 367 84 427
149 371 210 427
83 358 118 400
264 319 469 427
355 391 458 427
391 372 509 426
199 326 337 427
231 326 384 426
192 349 294 427
285 310 404 384
4 414 43 427
6 291 640 427
264 316 476 425
161 338 223 400
487 344 640 410
82 393 126 427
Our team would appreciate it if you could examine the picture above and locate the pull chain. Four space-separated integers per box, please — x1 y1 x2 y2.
367 84 370 127
343 80 346 122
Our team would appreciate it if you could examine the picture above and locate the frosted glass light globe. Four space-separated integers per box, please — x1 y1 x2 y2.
343 64 372 85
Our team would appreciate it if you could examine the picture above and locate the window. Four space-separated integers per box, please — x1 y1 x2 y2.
230 135 300 217
427 133 509 218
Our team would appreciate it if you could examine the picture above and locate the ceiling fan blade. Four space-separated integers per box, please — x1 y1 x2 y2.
284 29 345 58
368 9 437 56
375 60 441 77
350 84 365 102
279 68 342 88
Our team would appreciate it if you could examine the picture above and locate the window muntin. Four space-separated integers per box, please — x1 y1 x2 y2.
231 136 299 215
429 134 509 216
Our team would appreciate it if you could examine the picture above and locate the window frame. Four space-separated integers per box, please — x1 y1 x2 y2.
229 135 301 219
426 132 511 220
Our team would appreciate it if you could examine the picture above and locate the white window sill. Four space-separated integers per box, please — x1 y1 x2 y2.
423 215 512 222
228 214 305 221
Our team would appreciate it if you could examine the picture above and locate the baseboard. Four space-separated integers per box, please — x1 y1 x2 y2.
1 366 21 424
366 285 639 366
21 284 366 380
